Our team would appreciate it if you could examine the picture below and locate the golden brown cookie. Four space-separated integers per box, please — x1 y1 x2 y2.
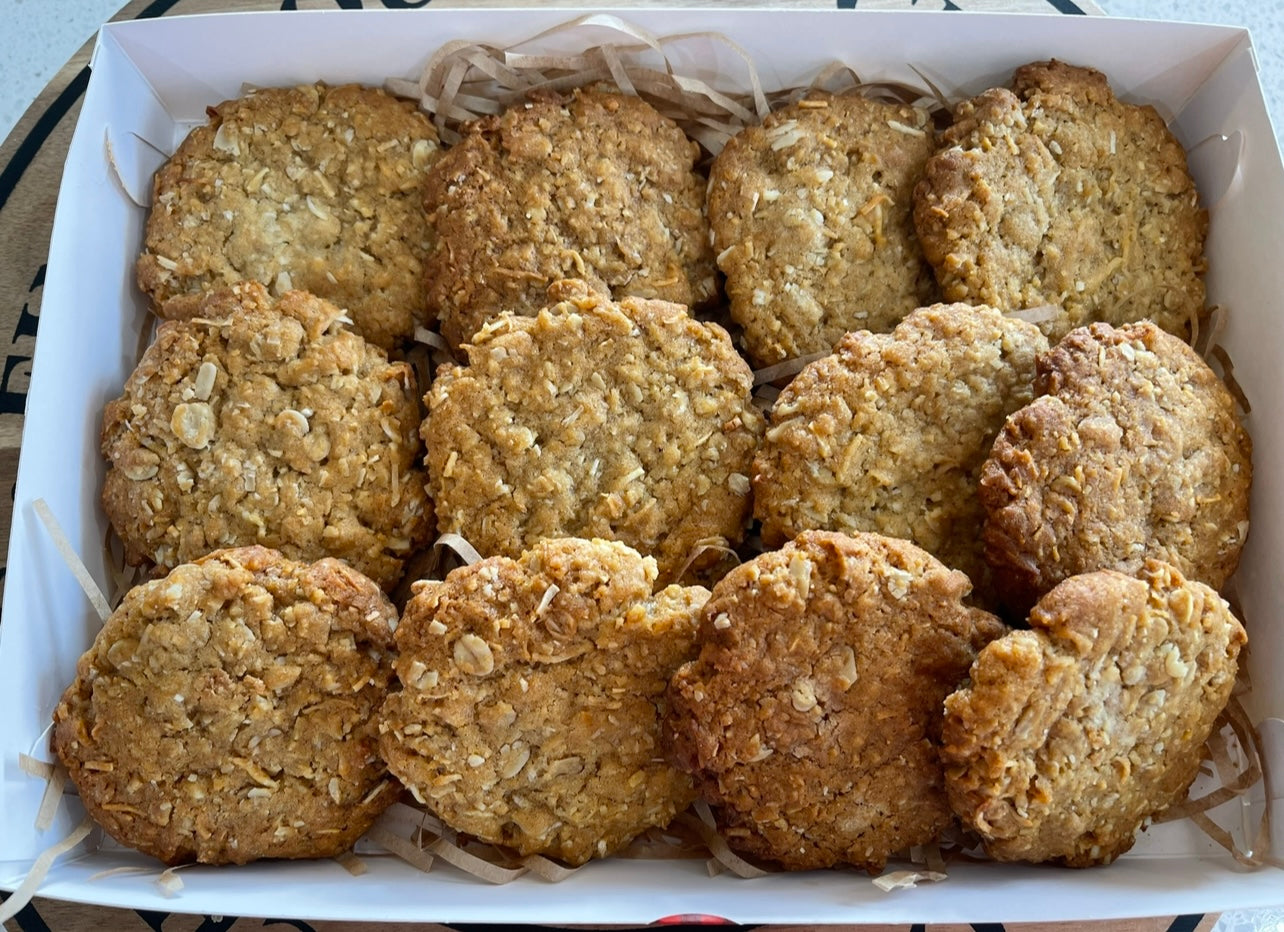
709 92 938 366
914 60 1207 340
424 280 764 584
754 303 1046 605
137 83 439 349
379 537 705 865
424 86 717 348
52 546 400 865
101 282 432 590
942 560 1246 866
980 320 1251 614
666 530 1005 871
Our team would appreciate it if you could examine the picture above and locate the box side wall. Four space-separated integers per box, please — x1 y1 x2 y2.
1174 42 1284 724
0 27 159 864
5 852 1284 925
100 9 1245 115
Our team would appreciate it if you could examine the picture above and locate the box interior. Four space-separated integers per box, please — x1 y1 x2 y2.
0 8 1281 922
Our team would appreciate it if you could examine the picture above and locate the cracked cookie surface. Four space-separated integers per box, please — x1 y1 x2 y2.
137 83 439 349
424 86 717 348
980 320 1250 614
709 92 937 366
914 60 1206 340
424 280 764 584
666 530 1004 871
101 282 432 590
379 537 705 865
53 546 400 865
754 302 1046 605
942 560 1245 865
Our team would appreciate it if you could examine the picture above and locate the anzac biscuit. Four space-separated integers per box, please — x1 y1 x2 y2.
914 60 1207 340
378 537 705 865
754 303 1046 604
101 282 432 590
424 281 764 583
942 560 1246 866
666 531 1005 871
52 546 400 865
980 320 1250 614
137 83 439 349
709 92 938 366
424 86 717 348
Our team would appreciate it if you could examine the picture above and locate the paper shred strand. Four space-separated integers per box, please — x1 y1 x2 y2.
103 527 140 611
1156 700 1260 823
34 765 69 832
872 869 948 892
0 816 94 924
683 801 770 879
1193 305 1226 360
334 851 369 877
907 63 956 114
33 498 113 623
1005 304 1061 325
366 825 436 874
18 753 56 781
22 725 69 837
403 16 782 155
752 351 829 387
1156 695 1284 869
435 532 484 566
413 326 452 353
156 864 192 897
87 866 154 882
520 854 580 882
1209 345 1252 414
673 536 741 583
426 835 529 884
597 43 637 98
924 843 947 874
753 384 782 416
103 129 150 209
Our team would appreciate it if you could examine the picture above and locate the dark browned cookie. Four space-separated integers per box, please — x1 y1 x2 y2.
943 560 1246 866
52 546 400 865
379 537 705 865
666 530 1005 871
981 320 1251 613
424 85 717 348
754 303 1046 603
709 92 938 366
101 282 432 590
424 280 764 584
137 83 439 349
915 60 1207 340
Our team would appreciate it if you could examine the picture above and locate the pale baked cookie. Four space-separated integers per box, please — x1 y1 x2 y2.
424 280 764 583
424 86 717 348
914 60 1207 340
379 537 705 865
709 92 937 366
980 320 1251 614
666 531 1005 871
754 303 1046 604
52 546 400 865
942 560 1246 866
101 282 432 590
137 83 439 349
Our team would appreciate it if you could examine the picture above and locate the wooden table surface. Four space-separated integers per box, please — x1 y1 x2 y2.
0 1 1237 930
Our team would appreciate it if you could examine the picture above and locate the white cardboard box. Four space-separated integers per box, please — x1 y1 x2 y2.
1 8 1281 923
